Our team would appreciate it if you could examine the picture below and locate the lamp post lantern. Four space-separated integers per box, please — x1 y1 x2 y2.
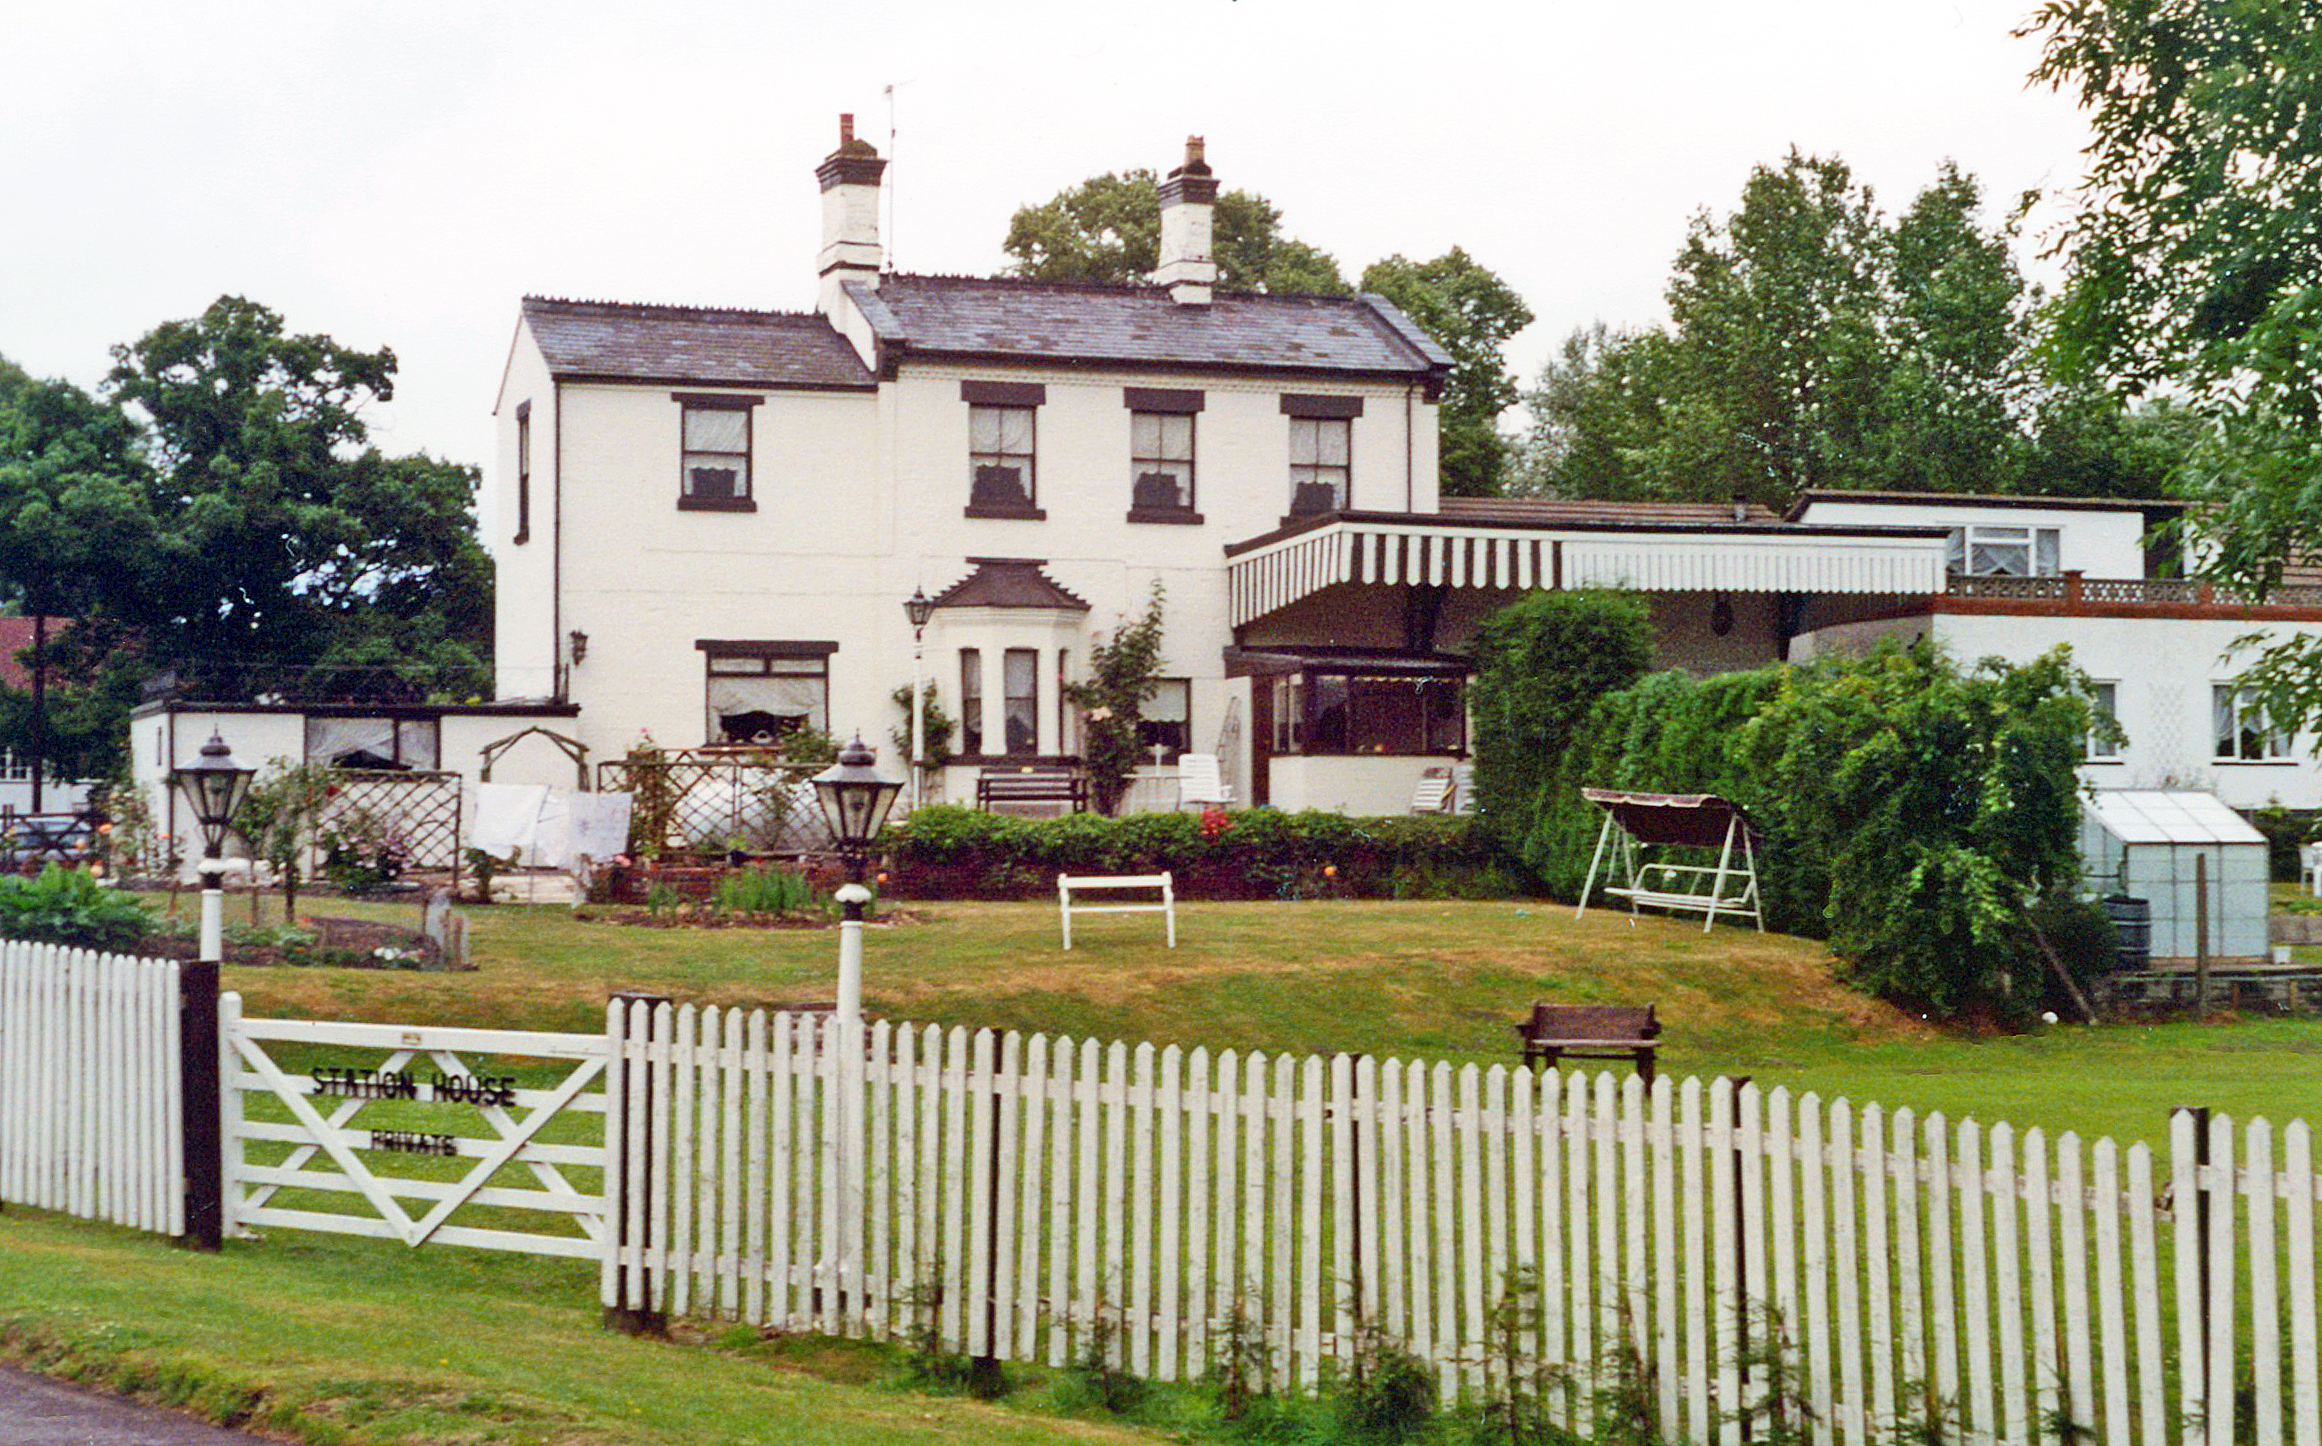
812 734 902 1030
172 731 255 965
902 587 934 812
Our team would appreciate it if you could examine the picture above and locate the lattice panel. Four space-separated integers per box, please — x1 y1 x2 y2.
595 750 825 855
318 770 465 872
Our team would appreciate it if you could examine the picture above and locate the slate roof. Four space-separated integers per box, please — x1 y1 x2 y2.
931 558 1091 612
1438 496 1785 528
846 275 1453 380
521 297 875 390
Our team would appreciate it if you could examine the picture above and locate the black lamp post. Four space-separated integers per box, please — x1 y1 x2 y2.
902 587 935 811
812 734 902 1029
167 730 251 1253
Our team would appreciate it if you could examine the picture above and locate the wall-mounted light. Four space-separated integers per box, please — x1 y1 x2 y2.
569 630 589 665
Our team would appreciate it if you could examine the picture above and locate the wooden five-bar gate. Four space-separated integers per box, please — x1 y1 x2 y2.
3 939 2320 1446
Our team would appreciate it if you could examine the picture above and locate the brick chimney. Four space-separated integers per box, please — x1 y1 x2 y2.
816 113 887 319
1153 136 1218 305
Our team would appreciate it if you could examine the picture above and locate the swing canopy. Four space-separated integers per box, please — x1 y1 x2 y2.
1574 788 1765 932
1578 789 1759 849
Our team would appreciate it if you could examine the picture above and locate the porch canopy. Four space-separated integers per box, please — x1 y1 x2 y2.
1224 507 1949 627
1574 787 1764 932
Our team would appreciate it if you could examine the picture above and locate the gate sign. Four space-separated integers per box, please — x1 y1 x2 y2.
222 999 610 1259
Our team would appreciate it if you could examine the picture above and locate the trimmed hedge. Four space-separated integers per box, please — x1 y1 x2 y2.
878 805 1513 900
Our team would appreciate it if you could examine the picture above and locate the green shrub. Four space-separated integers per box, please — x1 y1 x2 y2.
879 805 1499 900
710 865 828 919
1468 590 1654 855
0 865 155 951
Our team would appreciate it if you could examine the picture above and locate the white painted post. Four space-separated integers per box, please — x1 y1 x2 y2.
2060 1133 2095 1443
1017 1033 1049 1363
2026 1127 2060 1446
2096 1138 2135 1446
1159 1043 1185 1382
1957 1117 1993 1445
1681 1075 1710 1445
1863 1104 1897 1446
1833 1102 1866 1446
2284 1122 2318 1446
2129 1142 2167 1446
1991 1123 2027 1446
1185 1045 1212 1375
2173 1110 2206 1446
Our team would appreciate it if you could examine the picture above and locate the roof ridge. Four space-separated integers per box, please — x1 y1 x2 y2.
523 294 826 324
883 272 1378 305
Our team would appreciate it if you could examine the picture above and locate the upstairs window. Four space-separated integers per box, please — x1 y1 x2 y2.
2214 685 2292 762
1125 388 1203 522
963 381 1046 519
674 393 761 511
1282 394 1362 516
1946 524 2060 577
514 400 532 544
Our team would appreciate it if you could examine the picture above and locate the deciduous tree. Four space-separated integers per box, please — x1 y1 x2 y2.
1360 249 1534 497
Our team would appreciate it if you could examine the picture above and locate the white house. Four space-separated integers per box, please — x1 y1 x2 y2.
136 120 2322 854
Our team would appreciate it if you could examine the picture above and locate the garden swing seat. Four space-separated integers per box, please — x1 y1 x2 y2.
1574 788 1764 933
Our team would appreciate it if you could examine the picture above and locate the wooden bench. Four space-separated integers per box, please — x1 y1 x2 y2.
976 763 1087 814
1513 1002 1661 1084
1058 872 1176 950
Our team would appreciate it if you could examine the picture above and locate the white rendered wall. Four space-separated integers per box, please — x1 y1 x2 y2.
1795 497 2150 577
490 323 560 700
1929 611 2322 809
1266 754 1447 816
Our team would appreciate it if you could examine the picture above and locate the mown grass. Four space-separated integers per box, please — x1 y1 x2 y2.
214 890 2322 1152
13 886 2313 1444
0 1212 1159 1446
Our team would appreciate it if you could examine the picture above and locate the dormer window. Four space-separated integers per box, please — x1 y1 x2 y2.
962 381 1046 519
674 393 761 512
1946 524 2060 577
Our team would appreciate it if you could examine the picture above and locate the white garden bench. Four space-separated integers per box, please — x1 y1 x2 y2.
1058 871 1177 950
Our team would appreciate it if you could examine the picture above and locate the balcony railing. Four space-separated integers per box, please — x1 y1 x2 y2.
1943 572 2322 608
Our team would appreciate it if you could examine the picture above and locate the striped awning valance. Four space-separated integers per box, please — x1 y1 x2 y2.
1226 520 1948 627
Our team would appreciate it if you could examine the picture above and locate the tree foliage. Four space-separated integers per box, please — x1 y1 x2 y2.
1518 151 2191 505
1004 171 1534 494
0 302 494 781
1062 582 1168 815
1002 170 1350 295
1466 591 1655 854
1361 249 1535 497
1481 627 2104 1017
2030 2 2322 728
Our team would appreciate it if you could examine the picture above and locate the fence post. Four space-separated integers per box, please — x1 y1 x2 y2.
1732 1075 1754 1442
969 1030 1005 1395
179 959 222 1250
604 991 670 1336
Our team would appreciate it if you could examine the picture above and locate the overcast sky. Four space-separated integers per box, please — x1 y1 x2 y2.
5 0 2094 483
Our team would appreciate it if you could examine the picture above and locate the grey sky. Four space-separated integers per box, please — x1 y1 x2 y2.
4 0 2091 484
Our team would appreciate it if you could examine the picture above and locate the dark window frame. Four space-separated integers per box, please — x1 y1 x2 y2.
1271 669 1465 757
1127 397 1202 523
960 648 985 755
514 400 532 545
1002 647 1040 757
698 639 833 745
1136 676 1193 764
963 381 1047 520
1286 415 1353 517
673 391 763 513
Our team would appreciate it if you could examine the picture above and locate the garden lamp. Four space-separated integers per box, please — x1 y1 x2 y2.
812 734 901 1033
172 731 254 969
812 734 902 875
902 588 935 812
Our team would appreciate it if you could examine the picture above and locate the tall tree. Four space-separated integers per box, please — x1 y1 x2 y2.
1360 249 1535 497
2029 1 2322 723
1002 171 1350 294
103 296 492 702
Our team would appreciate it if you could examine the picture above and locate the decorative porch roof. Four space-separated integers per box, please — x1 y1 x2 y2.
1223 513 1951 628
930 557 1091 611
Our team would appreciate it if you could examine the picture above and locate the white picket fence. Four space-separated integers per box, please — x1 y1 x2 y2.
0 939 184 1234
604 1001 2322 1446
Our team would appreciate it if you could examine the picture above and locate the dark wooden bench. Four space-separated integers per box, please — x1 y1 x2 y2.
976 763 1087 814
1513 1002 1661 1084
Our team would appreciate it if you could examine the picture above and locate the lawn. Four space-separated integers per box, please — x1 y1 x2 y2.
8 889 2317 1445
214 890 2322 1152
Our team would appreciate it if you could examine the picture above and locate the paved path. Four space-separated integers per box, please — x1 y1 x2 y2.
0 1367 269 1445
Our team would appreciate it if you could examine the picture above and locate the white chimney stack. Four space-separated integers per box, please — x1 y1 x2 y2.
1154 135 1217 305
816 113 887 319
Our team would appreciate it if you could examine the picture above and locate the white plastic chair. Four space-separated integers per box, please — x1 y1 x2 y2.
1410 766 1455 814
2304 841 2322 895
1176 753 1235 808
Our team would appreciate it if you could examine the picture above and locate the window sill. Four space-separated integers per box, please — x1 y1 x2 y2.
2213 758 2300 766
1126 508 1204 526
2085 757 2125 766
964 503 1047 521
678 496 757 513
